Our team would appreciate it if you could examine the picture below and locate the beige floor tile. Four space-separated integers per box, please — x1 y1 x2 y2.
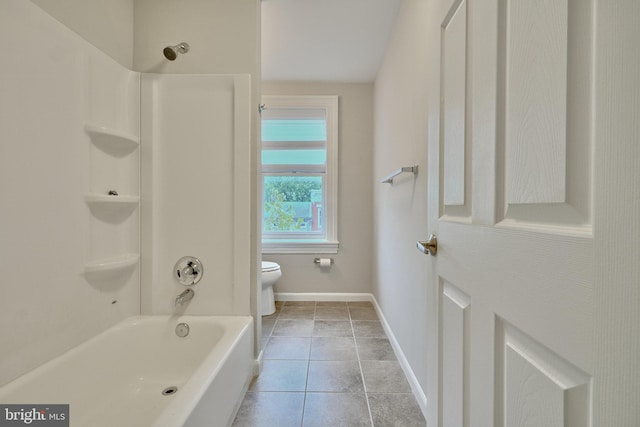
356 337 396 360
307 360 364 392
310 336 358 360
348 306 378 320
361 360 412 393
272 319 314 337
313 320 353 337
264 337 311 360
232 392 304 427
368 393 426 426
352 320 386 337
315 305 350 320
249 360 308 392
302 393 371 427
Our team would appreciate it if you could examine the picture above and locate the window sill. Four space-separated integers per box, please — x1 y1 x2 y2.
262 240 339 254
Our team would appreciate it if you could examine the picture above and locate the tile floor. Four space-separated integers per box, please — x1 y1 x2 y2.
232 301 426 427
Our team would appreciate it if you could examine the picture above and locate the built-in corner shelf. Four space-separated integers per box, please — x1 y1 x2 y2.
85 125 139 155
84 253 139 275
84 122 139 280
84 193 139 212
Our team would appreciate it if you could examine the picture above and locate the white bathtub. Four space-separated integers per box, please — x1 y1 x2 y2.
0 315 254 427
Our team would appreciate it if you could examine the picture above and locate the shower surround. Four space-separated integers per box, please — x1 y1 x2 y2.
0 0 252 392
140 73 251 315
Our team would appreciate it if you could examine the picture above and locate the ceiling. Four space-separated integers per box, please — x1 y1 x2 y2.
261 0 403 82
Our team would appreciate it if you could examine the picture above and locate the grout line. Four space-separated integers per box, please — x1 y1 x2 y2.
349 303 375 427
299 301 316 427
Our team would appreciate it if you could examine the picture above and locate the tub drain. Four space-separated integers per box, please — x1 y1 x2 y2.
175 323 190 337
162 386 178 396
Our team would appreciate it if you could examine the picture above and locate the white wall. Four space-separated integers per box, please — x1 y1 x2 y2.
261 82 374 295
0 0 140 386
30 0 134 69
31 0 261 109
133 0 259 76
373 0 431 394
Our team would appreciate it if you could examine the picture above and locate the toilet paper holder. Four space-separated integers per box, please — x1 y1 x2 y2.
313 257 334 265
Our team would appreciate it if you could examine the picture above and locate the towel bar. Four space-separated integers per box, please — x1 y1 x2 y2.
380 165 418 184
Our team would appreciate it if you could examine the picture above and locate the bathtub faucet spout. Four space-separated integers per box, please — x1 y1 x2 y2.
175 288 195 306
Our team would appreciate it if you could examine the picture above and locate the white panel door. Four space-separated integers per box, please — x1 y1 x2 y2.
426 0 640 426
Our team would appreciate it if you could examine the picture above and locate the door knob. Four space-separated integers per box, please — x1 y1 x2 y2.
417 233 438 256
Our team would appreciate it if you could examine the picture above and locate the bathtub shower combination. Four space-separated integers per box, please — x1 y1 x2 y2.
0 2 255 427
0 316 253 427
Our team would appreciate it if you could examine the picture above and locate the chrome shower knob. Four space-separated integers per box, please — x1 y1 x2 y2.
174 256 203 285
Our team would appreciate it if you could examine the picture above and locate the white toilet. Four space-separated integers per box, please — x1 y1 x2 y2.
261 261 282 315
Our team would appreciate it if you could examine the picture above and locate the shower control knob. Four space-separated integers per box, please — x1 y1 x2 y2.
181 265 198 278
174 256 204 286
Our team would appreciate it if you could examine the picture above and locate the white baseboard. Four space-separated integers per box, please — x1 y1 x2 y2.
270 292 428 418
274 292 374 302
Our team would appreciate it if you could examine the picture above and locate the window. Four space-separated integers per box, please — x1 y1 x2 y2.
261 96 339 253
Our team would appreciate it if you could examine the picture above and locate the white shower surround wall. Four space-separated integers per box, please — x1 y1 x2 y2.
1 1 253 408
140 74 252 316
0 0 140 386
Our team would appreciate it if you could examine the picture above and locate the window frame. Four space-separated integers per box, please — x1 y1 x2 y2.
261 95 339 254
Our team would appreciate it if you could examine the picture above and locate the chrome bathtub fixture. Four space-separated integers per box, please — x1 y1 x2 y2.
175 289 195 307
174 256 203 285
175 323 190 337
163 42 190 61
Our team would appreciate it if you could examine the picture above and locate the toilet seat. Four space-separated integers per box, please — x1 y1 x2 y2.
261 261 280 273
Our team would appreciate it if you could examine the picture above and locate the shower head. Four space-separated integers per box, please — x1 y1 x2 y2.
163 42 190 61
